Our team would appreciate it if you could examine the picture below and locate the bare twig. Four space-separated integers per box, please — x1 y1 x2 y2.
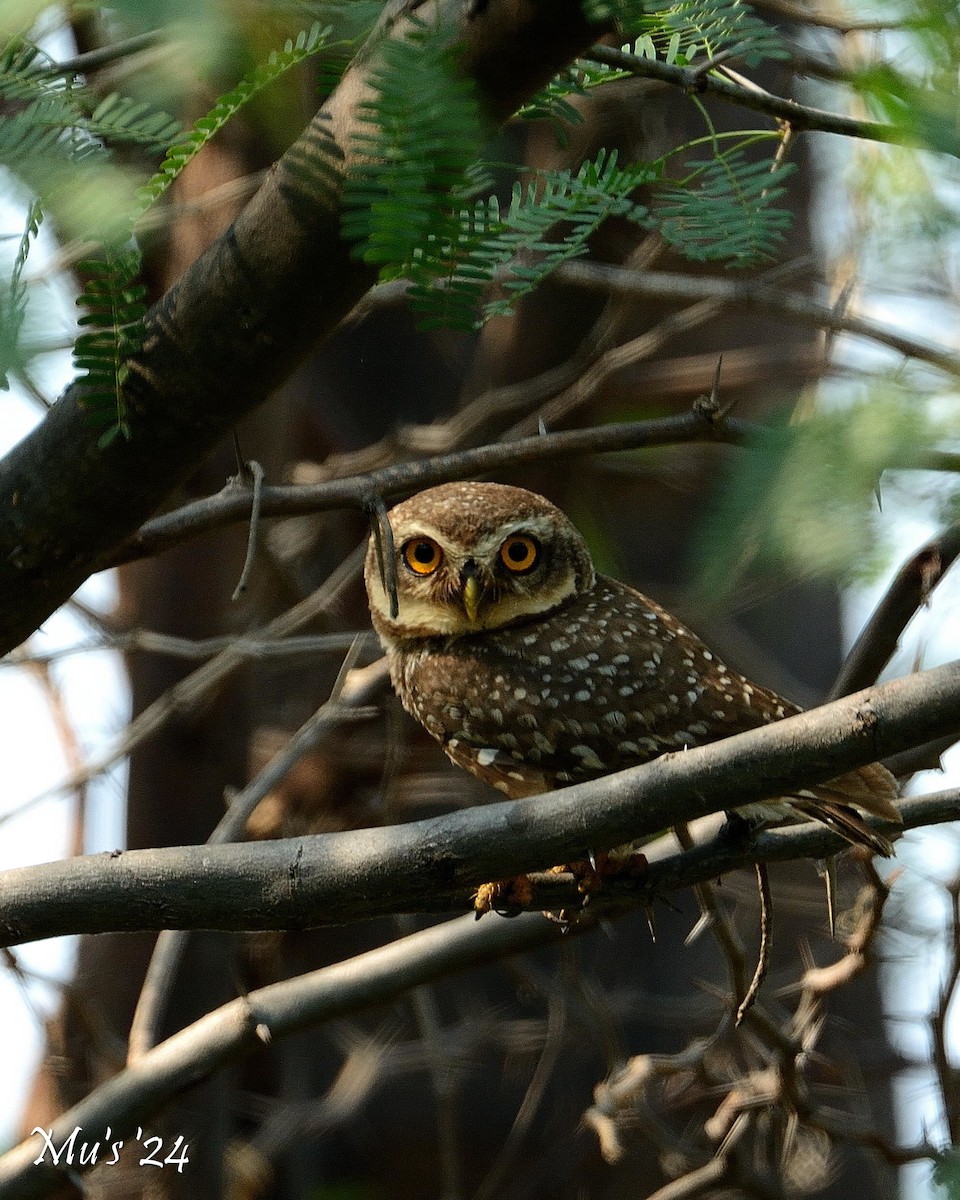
587 44 954 156
829 520 960 700
3 546 371 824
0 913 572 1199
109 410 754 567
230 458 266 601
555 261 960 379
126 655 388 1063
736 863 772 1027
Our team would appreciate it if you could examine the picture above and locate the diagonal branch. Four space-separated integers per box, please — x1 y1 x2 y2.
108 410 754 566
587 44 958 157
0 659 957 947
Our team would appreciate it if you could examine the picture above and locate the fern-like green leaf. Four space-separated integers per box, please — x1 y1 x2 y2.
73 248 146 446
0 199 42 389
517 69 587 146
407 149 655 330
636 0 786 68
137 22 334 213
88 95 182 151
653 148 793 264
341 17 486 271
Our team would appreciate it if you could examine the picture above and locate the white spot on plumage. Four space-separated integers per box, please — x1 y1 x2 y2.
571 744 605 769
477 748 497 766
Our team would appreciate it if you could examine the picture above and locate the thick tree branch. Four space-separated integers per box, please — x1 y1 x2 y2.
0 791 952 1198
0 0 603 656
1 660 958 946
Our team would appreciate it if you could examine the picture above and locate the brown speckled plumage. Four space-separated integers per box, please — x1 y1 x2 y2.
364 482 900 853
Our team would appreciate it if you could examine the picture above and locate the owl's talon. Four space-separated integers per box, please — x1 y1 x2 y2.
473 875 534 917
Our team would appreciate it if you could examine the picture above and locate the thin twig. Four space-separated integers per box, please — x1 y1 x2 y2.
1 545 371 825
556 261 960 379
829 520 960 700
736 863 773 1027
109 410 754 567
38 30 163 76
125 655 388 1063
587 44 952 155
231 459 265 601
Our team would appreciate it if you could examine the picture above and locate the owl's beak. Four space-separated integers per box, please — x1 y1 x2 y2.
460 562 484 623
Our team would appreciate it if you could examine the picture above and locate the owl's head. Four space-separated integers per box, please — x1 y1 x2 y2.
365 482 595 641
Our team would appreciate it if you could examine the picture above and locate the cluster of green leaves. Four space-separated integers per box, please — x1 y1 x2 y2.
0 19 339 444
3 0 795 438
0 34 180 437
693 393 946 598
631 0 787 68
341 17 486 272
407 150 656 331
581 0 786 65
343 3 793 330
137 22 333 212
0 199 41 389
73 249 146 448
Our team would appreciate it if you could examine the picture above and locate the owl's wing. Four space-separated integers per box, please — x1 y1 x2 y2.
443 737 552 799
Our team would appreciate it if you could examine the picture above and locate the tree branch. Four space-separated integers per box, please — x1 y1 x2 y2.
587 44 959 158
0 0 604 657
108 410 753 566
555 261 960 379
0 910 569 1200
0 660 958 946
828 519 960 699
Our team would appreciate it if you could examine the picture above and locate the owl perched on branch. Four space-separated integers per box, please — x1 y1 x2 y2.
364 481 900 877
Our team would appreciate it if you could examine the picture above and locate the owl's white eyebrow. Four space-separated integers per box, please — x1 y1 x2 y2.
391 520 449 547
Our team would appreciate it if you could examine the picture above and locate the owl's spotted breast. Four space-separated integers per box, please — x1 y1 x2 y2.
393 575 795 797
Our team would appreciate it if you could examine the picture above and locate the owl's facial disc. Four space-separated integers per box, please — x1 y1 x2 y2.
364 482 595 641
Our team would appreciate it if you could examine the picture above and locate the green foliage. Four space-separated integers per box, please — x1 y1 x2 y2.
341 17 486 270
654 147 793 263
0 199 41 388
515 69 585 146
934 1146 960 1199
344 9 792 330
65 19 333 446
581 0 785 65
74 248 147 447
136 21 333 212
633 0 787 68
404 149 654 330
693 395 946 598
0 33 182 428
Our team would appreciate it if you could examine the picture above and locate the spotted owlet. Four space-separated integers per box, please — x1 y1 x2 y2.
364 481 900 859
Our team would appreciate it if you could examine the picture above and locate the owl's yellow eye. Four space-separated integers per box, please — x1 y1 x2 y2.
403 537 443 575
499 535 540 573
